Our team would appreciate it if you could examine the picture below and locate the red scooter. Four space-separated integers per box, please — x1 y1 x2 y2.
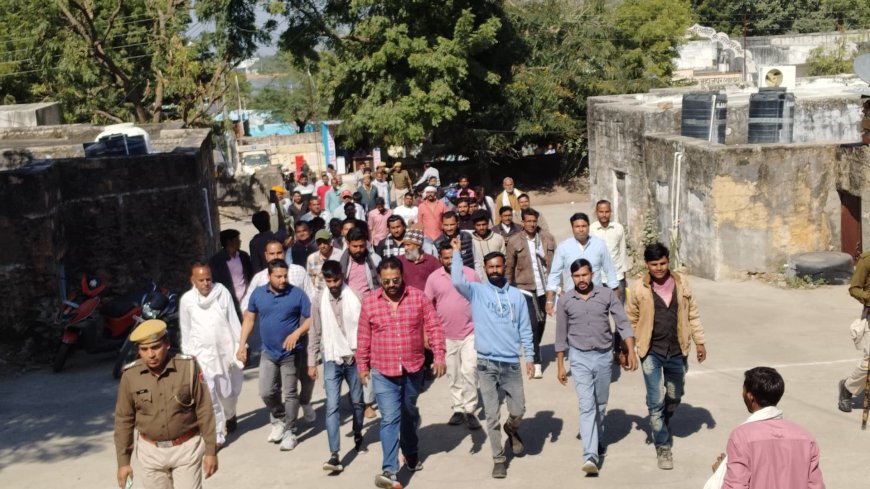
51 275 142 372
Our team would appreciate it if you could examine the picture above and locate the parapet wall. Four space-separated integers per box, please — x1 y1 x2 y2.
589 87 869 279
0 127 218 344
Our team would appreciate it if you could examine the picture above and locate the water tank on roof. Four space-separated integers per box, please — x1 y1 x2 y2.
681 92 727 144
748 88 795 144
84 123 152 157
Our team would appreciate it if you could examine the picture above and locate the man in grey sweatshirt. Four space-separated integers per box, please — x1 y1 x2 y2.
450 238 533 480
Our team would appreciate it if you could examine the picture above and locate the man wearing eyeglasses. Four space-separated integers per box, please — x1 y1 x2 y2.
356 257 446 489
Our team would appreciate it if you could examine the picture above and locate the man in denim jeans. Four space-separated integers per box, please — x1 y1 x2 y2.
450 239 534 479
237 259 312 452
356 257 446 489
307 260 367 474
626 242 707 470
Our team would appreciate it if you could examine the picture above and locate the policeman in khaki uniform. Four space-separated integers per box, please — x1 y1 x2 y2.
114 319 218 489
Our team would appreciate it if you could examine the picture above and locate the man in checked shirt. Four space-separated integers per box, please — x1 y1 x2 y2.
357 257 447 489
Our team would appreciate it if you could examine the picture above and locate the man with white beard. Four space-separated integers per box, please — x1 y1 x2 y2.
179 263 244 448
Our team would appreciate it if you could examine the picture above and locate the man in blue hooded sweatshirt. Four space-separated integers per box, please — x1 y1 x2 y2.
450 237 534 480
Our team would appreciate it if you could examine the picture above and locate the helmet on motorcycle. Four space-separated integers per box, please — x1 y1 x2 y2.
142 292 169 319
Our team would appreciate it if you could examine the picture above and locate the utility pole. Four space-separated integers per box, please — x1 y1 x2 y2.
742 14 748 83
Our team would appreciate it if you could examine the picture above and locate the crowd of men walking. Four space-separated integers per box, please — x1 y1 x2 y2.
114 161 839 489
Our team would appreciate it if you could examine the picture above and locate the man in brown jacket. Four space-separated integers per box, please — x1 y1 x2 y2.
626 242 706 471
505 208 555 378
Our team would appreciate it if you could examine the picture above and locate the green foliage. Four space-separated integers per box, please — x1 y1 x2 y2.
785 273 828 288
280 0 513 152
693 0 870 37
805 33 869 76
0 0 271 126
274 0 693 161
249 54 325 131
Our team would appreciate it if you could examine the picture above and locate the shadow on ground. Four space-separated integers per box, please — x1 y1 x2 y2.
604 403 716 446
0 357 118 468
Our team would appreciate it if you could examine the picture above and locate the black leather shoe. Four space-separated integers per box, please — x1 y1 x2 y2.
838 379 853 413
492 461 507 479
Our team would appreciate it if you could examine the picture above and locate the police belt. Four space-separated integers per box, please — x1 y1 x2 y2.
140 428 199 448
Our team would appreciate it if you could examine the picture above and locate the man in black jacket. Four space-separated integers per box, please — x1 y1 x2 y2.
209 229 253 318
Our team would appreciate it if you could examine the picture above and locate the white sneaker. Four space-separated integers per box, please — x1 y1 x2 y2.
302 403 316 422
279 431 298 451
267 419 286 443
533 364 543 379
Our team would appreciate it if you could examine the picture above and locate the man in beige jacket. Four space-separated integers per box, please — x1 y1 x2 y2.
626 242 706 472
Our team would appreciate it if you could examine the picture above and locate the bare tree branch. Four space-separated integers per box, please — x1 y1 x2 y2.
93 109 125 123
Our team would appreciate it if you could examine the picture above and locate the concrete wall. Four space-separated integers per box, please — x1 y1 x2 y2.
723 94 863 145
746 30 870 67
0 103 63 128
836 145 870 250
587 94 680 266
237 132 325 176
677 41 720 71
0 128 218 343
589 87 867 279
641 137 842 279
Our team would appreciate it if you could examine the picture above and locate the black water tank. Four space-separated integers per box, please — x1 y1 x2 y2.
748 88 795 144
681 92 727 143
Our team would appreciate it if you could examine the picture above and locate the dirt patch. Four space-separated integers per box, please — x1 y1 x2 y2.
524 176 589 205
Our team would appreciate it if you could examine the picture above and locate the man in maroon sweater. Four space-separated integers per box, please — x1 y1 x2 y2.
397 228 440 291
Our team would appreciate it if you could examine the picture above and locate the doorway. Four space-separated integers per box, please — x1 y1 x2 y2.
839 190 862 259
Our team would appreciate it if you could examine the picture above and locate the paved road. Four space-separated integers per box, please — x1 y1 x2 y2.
2 203 868 488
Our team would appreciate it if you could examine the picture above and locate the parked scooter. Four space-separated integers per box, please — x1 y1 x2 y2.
112 287 179 379
51 276 147 373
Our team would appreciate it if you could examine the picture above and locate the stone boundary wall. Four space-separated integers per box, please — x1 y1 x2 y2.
0 132 218 344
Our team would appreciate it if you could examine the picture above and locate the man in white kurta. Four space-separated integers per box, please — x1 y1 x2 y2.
180 264 244 446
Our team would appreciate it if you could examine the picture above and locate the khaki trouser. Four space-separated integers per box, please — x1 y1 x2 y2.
446 334 478 414
393 186 409 207
845 354 870 395
135 434 204 489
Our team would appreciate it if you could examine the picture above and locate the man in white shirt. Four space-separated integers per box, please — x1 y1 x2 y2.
294 172 316 204
307 229 343 298
372 168 391 209
392 192 419 226
589 199 627 296
496 177 522 214
179 263 244 447
300 196 333 224
413 162 440 188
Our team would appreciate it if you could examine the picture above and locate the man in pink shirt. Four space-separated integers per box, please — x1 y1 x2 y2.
417 186 447 241
708 367 825 489
425 241 481 430
367 197 393 246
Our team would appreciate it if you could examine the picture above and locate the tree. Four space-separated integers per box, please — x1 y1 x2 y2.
0 0 273 126
503 0 693 176
249 53 325 132
278 0 518 155
692 0 870 37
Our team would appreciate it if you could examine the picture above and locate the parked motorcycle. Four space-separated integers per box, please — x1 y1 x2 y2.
51 276 152 373
112 287 179 379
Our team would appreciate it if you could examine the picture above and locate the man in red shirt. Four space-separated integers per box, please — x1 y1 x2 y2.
357 257 446 489
417 186 447 241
